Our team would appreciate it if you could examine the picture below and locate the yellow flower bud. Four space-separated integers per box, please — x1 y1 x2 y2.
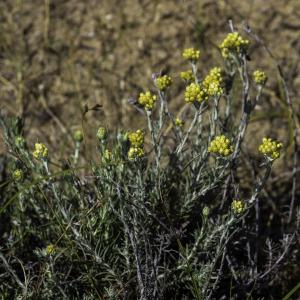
184 83 208 103
128 147 144 161
258 137 282 160
180 70 194 82
138 91 157 111
175 118 184 127
156 75 172 91
219 32 250 58
231 199 245 215
128 129 144 148
73 129 83 142
46 244 55 255
12 169 23 182
253 70 267 85
182 48 200 61
208 135 233 157
97 127 107 141
202 67 223 97
33 143 48 159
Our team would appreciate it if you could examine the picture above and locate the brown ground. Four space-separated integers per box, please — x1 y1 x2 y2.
0 0 299 163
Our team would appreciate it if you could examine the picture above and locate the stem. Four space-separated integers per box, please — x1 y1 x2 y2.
176 103 204 155
146 110 160 170
74 141 80 165
250 162 272 204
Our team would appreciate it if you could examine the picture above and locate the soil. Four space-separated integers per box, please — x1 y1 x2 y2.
0 0 299 162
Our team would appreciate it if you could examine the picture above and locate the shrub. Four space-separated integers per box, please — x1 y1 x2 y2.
0 29 299 299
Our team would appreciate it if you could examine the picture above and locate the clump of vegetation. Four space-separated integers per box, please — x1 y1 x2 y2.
0 28 299 299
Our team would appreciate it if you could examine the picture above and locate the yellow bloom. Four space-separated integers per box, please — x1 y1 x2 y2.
202 67 223 97
156 75 172 91
175 118 184 127
12 169 23 182
219 32 250 58
138 91 157 110
46 244 55 255
231 199 245 214
184 83 208 103
128 129 144 148
258 137 282 160
128 147 145 161
208 135 233 157
182 48 200 61
33 143 48 159
180 70 194 82
97 127 107 141
128 129 145 161
253 70 267 85
103 149 112 162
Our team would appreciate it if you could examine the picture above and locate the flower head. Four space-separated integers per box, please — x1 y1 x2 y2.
258 137 282 160
156 75 172 91
138 91 157 111
73 129 83 142
12 169 23 182
180 70 194 82
128 130 144 148
128 147 145 161
97 127 107 141
231 199 245 215
182 48 200 61
128 129 145 161
175 118 184 127
46 244 55 255
253 70 267 85
208 135 233 157
219 32 250 58
33 143 48 159
202 67 223 97
103 149 112 162
184 83 208 103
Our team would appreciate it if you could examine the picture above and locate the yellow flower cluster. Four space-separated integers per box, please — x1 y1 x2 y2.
128 130 144 147
156 75 172 91
184 83 208 103
253 70 267 85
208 135 233 156
231 199 245 214
258 137 282 160
180 70 194 82
97 127 107 141
128 129 145 161
175 118 184 127
219 32 250 58
138 91 157 110
182 48 200 61
103 149 112 162
12 169 23 182
46 244 55 255
128 147 145 161
33 143 48 159
203 67 223 97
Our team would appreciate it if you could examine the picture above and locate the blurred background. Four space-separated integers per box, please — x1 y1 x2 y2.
0 0 299 160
